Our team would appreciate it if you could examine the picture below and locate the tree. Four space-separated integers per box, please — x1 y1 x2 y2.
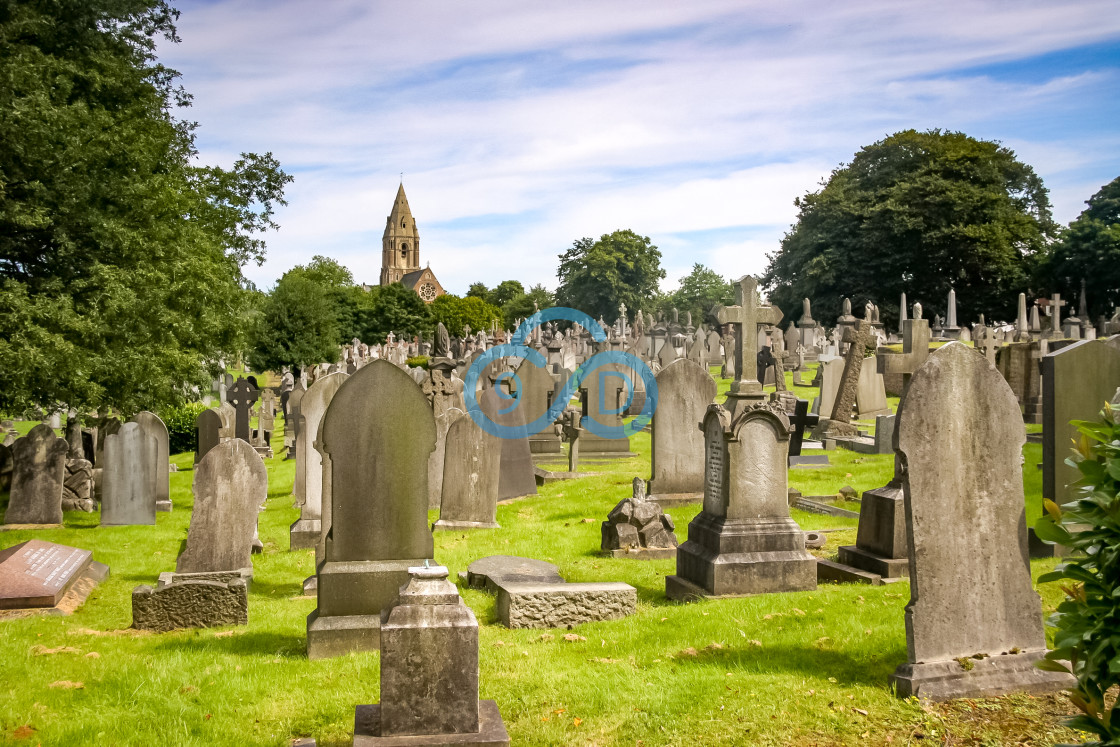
502 283 555 329
555 230 665 322
0 0 291 417
487 280 525 308
466 282 489 300
247 274 339 373
668 264 733 326
761 129 1055 329
1040 176 1120 317
358 283 431 343
429 294 502 337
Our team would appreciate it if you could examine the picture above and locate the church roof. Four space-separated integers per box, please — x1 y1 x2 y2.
400 269 427 289
386 182 414 232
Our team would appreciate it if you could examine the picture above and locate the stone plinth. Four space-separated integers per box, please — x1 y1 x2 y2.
132 570 250 631
497 582 636 629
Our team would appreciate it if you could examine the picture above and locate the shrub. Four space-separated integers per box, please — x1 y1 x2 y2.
160 401 211 456
1034 399 1120 746
406 356 429 370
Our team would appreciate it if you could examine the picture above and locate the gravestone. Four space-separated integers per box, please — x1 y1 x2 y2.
816 305 876 437
1041 337 1120 507
666 276 816 599
824 308 930 585
512 359 563 456
813 357 844 416
887 342 1073 701
351 565 510 746
424 334 466 509
577 361 636 457
132 412 171 512
307 360 436 659
601 478 678 558
132 440 265 631
787 399 818 457
0 540 108 612
433 411 501 531
291 372 349 551
4 425 68 527
648 358 716 504
195 407 223 465
479 387 537 502
101 422 157 526
854 354 891 417
227 377 259 442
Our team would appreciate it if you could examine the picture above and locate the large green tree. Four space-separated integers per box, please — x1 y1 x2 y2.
429 294 502 337
358 283 431 343
666 264 733 326
555 230 665 322
247 273 339 373
0 0 291 416
1040 176 1120 318
502 283 555 329
762 129 1055 329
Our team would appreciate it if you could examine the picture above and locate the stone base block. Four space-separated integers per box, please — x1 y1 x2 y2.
816 558 882 585
155 500 172 513
132 569 251 632
528 439 562 455
432 520 501 532
301 575 316 596
353 700 510 746
605 547 677 560
306 609 382 659
667 549 818 600
289 518 321 550
646 492 701 507
889 649 1075 702
0 523 63 532
496 581 635 629
836 545 909 579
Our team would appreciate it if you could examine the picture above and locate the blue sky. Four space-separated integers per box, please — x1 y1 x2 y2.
158 0 1120 295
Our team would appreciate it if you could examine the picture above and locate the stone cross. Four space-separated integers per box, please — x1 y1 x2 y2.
561 409 584 474
1043 292 1066 339
979 331 1000 365
715 275 783 400
227 377 259 442
827 305 876 430
787 399 819 457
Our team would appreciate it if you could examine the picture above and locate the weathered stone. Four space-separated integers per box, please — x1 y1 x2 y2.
463 555 564 594
291 372 348 551
479 387 537 502
1041 337 1120 507
649 359 717 504
888 342 1073 701
61 458 94 512
602 478 679 558
4 424 67 526
0 540 109 610
307 360 436 659
496 582 636 629
854 354 891 417
132 571 248 631
131 412 171 512
433 412 502 531
195 407 223 464
226 377 259 442
101 422 157 526
178 439 265 574
512 359 563 455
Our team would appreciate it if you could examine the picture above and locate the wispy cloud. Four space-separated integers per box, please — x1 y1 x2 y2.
161 0 1120 293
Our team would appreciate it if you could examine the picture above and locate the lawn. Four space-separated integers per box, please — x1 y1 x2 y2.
0 368 1079 747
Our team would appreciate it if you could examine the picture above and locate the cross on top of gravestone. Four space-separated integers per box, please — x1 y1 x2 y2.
715 275 783 400
227 377 259 442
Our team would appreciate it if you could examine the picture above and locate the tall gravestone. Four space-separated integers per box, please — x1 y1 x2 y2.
3 424 68 526
666 276 816 599
291 372 348 550
285 381 305 464
1041 336 1120 507
424 329 466 509
195 407 223 465
307 360 436 659
101 422 157 526
648 358 717 505
433 411 502 531
132 412 171 512
227 377 259 442
479 387 537 501
513 359 563 456
577 361 636 457
888 343 1073 700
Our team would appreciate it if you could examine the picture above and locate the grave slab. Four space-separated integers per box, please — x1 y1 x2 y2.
0 540 108 612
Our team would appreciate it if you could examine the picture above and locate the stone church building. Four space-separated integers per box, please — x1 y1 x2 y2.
379 183 444 303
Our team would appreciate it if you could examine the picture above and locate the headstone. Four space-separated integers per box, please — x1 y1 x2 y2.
942 288 961 339
101 422 157 526
351 565 510 746
478 387 537 502
854 354 891 417
601 478 678 558
433 411 501 531
577 361 635 457
887 342 1073 701
813 357 845 417
666 277 815 599
816 304 875 437
195 407 223 465
511 359 563 456
290 372 348 550
226 377 259 442
61 457 94 513
307 360 436 659
787 398 818 457
1041 337 1120 507
0 540 108 611
131 412 171 512
648 358 716 504
3 425 68 526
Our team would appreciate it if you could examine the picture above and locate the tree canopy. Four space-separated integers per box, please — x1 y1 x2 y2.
665 264 733 326
761 129 1055 329
247 272 339 373
1040 176 1120 318
0 0 291 416
555 230 665 322
429 294 502 337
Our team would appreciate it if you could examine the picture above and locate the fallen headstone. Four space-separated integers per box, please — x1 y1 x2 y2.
0 540 108 616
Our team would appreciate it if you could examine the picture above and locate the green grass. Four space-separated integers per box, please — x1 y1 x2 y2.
0 377 1079 747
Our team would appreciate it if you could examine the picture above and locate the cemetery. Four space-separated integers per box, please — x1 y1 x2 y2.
3 2 1120 746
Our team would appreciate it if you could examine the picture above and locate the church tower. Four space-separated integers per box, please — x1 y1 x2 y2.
378 183 444 302
380 183 420 285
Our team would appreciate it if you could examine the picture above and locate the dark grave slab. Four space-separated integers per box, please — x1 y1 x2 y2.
461 555 563 593
788 454 830 468
0 539 108 612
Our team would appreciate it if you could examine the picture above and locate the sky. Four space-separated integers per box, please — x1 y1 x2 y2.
158 0 1120 296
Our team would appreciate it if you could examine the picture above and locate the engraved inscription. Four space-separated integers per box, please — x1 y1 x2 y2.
17 544 89 591
703 419 725 515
